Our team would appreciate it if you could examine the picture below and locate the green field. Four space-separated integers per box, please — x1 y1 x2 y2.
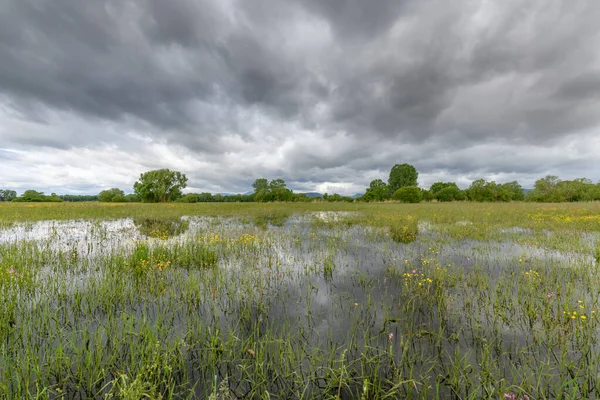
1 202 600 399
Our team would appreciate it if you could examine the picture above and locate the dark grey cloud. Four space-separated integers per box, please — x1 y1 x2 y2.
0 0 599 194
298 0 411 42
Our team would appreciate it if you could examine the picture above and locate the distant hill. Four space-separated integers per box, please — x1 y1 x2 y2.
302 192 324 198
218 192 252 197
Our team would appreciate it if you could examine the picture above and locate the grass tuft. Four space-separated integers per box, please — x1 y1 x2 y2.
389 215 418 243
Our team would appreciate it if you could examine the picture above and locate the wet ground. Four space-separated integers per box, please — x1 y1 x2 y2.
0 213 598 398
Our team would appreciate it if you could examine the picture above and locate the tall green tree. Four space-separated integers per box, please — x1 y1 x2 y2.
269 179 287 190
133 169 188 203
269 179 293 200
363 179 390 201
388 164 418 194
393 186 422 203
466 179 497 202
252 178 293 202
435 186 465 202
498 181 525 201
429 182 465 201
252 178 269 192
527 176 563 202
535 176 560 194
427 182 466 202
429 182 459 196
0 189 17 202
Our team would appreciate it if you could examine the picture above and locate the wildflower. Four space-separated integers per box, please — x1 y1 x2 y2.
546 291 556 298
581 315 587 320
388 333 393 342
9 269 15 274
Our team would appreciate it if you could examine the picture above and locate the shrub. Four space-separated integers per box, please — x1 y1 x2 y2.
99 188 126 202
435 186 467 202
392 187 422 203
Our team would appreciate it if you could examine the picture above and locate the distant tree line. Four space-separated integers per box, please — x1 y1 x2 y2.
1 190 101 202
359 165 600 203
525 176 600 202
177 193 254 203
3 167 600 203
10 190 63 202
60 195 99 202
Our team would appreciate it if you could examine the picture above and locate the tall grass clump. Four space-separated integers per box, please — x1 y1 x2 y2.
389 215 418 243
104 341 182 399
128 241 218 277
133 217 189 239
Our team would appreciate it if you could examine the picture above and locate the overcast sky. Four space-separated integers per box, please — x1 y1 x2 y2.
1 0 599 195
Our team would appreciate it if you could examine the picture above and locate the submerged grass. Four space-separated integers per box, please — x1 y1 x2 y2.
133 216 190 239
0 201 599 398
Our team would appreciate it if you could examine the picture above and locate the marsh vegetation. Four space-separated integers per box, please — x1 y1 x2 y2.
0 202 599 399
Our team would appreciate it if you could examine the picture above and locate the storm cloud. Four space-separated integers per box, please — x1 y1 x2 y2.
0 0 599 195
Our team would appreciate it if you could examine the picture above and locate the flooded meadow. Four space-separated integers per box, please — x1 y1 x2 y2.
1 202 600 399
